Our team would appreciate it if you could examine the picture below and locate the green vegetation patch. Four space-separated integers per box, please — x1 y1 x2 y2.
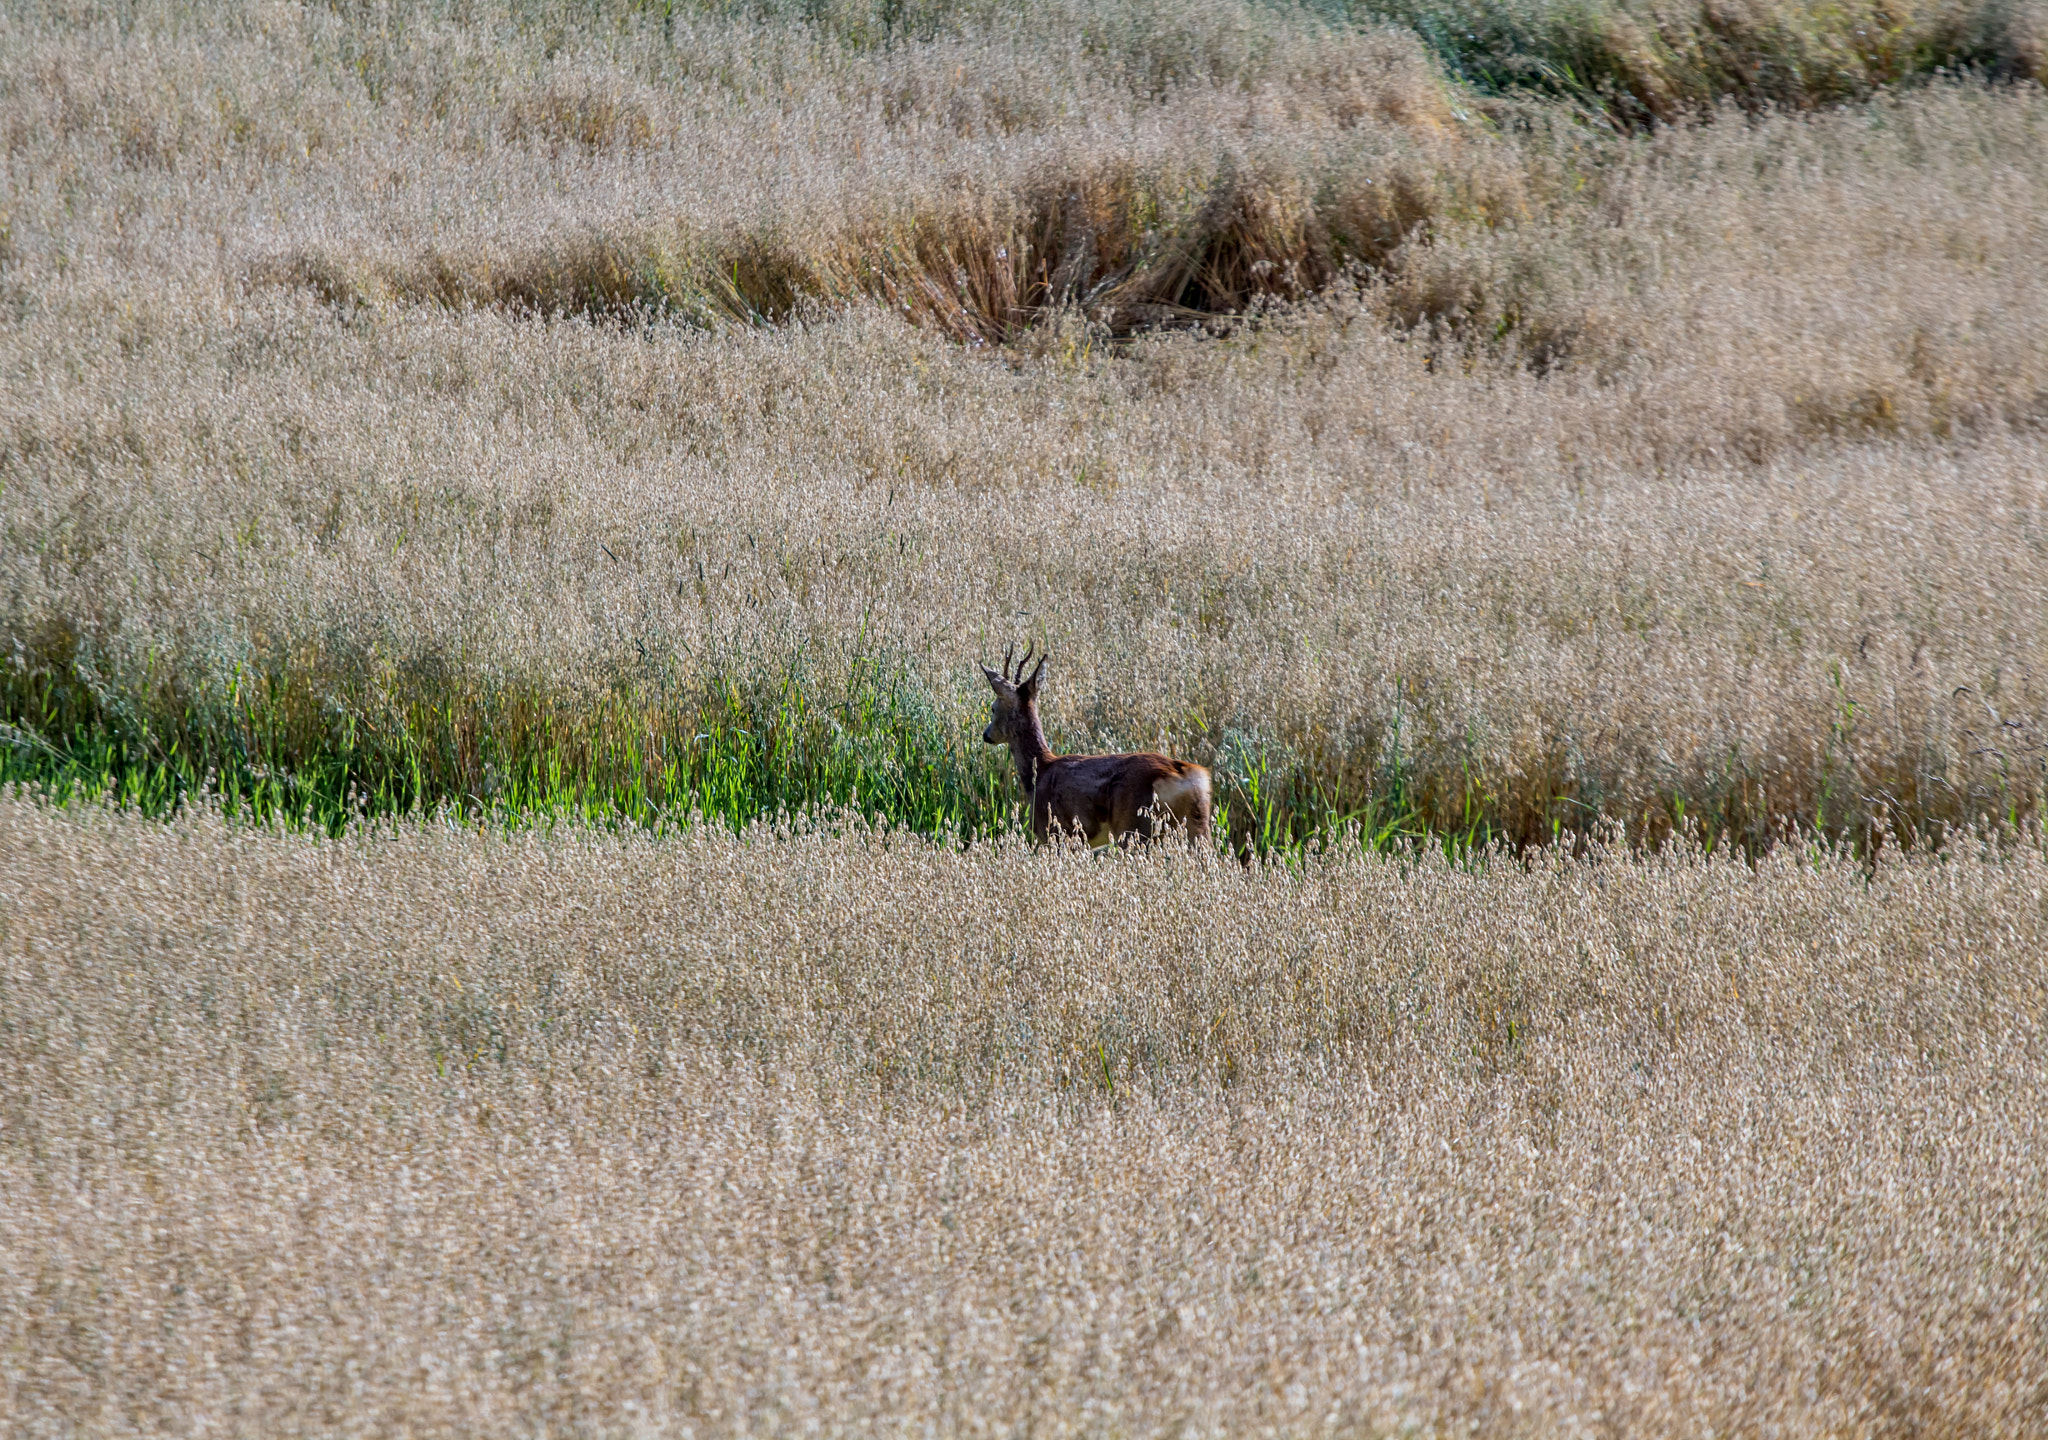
0 635 1018 840
1361 0 2043 125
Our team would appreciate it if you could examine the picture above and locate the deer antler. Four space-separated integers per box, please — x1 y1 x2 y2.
985 640 1046 690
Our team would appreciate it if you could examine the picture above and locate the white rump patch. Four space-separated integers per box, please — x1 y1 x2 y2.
1152 769 1211 821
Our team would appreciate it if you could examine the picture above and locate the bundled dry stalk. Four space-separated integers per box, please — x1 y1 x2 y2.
1 796 2043 1433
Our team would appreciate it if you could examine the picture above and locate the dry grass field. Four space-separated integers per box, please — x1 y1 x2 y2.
3 0 2047 1432
2 797 2045 1434
2 0 2046 846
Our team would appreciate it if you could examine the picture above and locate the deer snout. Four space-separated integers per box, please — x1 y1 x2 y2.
983 723 999 744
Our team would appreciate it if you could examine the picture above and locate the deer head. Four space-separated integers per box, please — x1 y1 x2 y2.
981 640 1048 748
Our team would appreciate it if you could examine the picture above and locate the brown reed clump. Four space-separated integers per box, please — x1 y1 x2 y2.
0 795 2042 1433
243 17 1480 338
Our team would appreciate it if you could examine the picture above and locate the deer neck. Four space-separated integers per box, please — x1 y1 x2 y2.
1010 708 1056 795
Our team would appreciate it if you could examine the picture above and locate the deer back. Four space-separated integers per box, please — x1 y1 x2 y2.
1035 752 1212 845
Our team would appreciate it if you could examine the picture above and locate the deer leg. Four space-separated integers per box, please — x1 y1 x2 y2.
1129 805 1158 849
1108 789 1153 849
1087 807 1116 849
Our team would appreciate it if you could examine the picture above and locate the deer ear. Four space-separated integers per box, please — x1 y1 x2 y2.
981 665 1008 692
1020 653 1047 698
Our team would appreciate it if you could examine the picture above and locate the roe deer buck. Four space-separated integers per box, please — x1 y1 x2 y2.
982 643 1212 846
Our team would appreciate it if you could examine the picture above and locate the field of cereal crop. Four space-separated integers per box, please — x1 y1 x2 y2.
3 0 2045 1431
3 800 2045 1432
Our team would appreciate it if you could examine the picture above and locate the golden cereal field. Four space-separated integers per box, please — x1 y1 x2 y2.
2 0 2045 1432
